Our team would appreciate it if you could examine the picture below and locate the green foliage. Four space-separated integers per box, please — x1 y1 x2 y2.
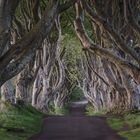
48 102 69 116
85 105 95 116
0 103 44 140
85 104 107 116
54 107 69 116
61 6 96 41
61 34 83 83
69 87 84 102
107 112 140 140
48 106 69 116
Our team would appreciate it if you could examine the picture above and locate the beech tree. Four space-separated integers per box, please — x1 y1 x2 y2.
0 0 78 86
74 0 140 112
0 0 140 114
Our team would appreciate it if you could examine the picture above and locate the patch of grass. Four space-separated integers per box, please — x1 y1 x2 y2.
0 103 44 140
54 107 69 115
119 128 140 140
85 105 107 116
107 118 124 130
48 105 69 116
124 113 140 129
47 101 69 116
107 112 140 140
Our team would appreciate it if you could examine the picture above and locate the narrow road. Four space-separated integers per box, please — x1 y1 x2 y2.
29 102 126 140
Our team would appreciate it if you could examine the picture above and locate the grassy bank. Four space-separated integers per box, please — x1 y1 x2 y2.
107 112 140 140
0 103 44 140
85 105 140 140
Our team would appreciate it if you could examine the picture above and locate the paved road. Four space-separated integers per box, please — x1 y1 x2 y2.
29 103 126 140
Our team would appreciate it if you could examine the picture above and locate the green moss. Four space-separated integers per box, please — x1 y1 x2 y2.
0 103 44 140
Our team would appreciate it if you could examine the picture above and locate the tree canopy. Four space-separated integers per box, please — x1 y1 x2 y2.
0 0 140 114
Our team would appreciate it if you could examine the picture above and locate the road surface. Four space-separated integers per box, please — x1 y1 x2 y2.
29 102 126 140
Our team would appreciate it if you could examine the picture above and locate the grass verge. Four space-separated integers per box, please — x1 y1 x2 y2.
0 102 44 140
85 104 107 116
107 112 140 140
48 105 69 116
85 104 140 140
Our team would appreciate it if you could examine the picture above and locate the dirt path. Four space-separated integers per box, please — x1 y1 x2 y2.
29 103 126 140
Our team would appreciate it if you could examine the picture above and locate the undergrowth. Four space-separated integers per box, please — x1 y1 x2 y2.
108 112 140 140
85 104 107 116
48 102 69 115
86 104 140 140
0 102 44 140
48 106 69 115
